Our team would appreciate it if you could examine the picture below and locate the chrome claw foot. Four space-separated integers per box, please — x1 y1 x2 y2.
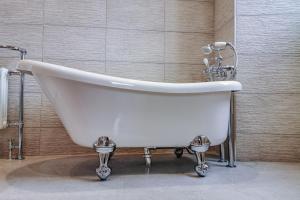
195 163 208 177
94 136 116 181
174 148 184 158
144 147 152 167
96 165 111 180
190 136 210 177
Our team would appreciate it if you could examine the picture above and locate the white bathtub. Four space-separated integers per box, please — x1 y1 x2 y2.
18 60 241 148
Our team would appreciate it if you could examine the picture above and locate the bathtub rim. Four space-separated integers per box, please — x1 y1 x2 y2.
18 59 242 94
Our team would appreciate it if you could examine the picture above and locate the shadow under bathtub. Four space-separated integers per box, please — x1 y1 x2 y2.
6 154 257 193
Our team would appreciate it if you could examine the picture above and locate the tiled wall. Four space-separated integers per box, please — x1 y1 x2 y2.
0 0 214 157
235 0 300 161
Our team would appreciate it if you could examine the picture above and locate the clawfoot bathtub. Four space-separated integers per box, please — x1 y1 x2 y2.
18 60 242 180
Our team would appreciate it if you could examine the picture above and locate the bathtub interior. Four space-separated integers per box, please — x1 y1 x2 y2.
34 73 231 148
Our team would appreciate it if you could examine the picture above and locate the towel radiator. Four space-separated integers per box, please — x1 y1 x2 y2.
0 45 27 160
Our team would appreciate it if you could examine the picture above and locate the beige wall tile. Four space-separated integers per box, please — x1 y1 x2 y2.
40 128 93 155
44 59 105 74
0 0 43 24
237 0 300 15
23 128 40 156
237 133 300 162
215 18 235 59
165 64 207 82
43 25 106 60
106 61 164 81
236 93 300 135
215 19 234 44
166 0 214 32
215 0 234 31
0 24 43 58
237 54 300 94
165 32 213 64
41 94 63 128
0 57 20 71
107 0 164 31
44 0 106 27
237 15 300 55
107 29 164 62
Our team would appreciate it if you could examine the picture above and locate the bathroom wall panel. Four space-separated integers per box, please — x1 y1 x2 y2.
237 0 300 16
214 19 234 44
237 133 300 162
0 0 43 24
44 0 106 27
107 0 164 31
44 59 106 74
43 25 106 60
214 18 235 59
214 0 234 31
236 0 300 161
165 32 214 64
23 128 41 156
165 64 207 83
106 29 164 63
39 128 93 155
237 54 300 94
106 62 164 81
0 24 43 58
237 14 300 55
236 93 300 135
41 94 63 128
165 0 214 32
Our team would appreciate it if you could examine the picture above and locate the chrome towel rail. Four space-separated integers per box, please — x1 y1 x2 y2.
0 45 27 160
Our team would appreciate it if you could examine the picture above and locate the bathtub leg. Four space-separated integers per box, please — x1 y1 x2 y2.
94 136 116 181
144 147 152 167
174 148 184 158
227 92 236 168
190 136 210 177
219 143 225 162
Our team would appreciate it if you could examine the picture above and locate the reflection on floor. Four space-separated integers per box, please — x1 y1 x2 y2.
0 154 299 200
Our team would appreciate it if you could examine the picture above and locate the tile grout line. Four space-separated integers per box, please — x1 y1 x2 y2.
0 22 214 35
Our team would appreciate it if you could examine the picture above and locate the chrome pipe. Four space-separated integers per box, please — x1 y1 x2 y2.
219 143 225 162
0 45 27 57
18 47 26 160
17 71 25 160
227 92 236 167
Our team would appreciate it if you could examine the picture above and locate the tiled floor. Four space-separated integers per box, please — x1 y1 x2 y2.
0 154 299 200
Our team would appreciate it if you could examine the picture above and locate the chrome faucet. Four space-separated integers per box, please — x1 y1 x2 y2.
202 42 237 81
